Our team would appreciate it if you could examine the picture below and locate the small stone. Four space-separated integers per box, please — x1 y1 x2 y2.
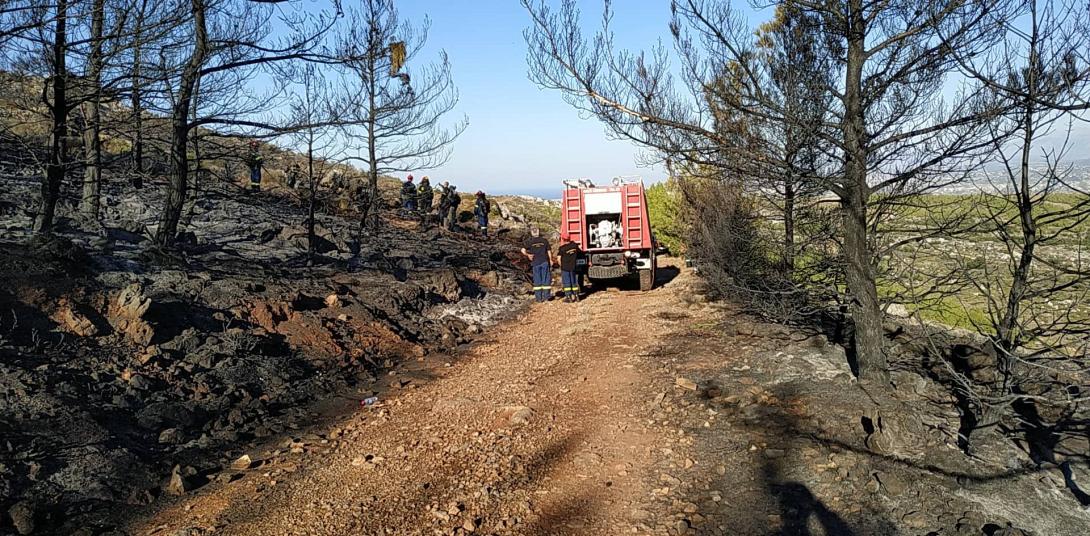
8 501 35 535
876 471 908 496
865 476 881 493
501 406 533 426
675 377 698 391
324 294 340 308
231 454 253 470
164 465 189 496
902 510 927 528
129 374 151 390
674 518 692 534
462 519 477 532
158 428 184 444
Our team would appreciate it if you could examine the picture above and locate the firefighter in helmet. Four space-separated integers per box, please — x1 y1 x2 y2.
400 175 417 212
417 176 434 225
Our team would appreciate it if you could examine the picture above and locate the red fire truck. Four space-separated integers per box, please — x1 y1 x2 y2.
560 177 657 291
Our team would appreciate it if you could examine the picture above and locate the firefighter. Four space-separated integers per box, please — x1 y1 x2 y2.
245 141 263 192
521 227 554 302
436 182 451 228
400 175 417 212
473 191 490 237
417 176 434 224
557 234 581 302
446 186 461 231
285 163 300 189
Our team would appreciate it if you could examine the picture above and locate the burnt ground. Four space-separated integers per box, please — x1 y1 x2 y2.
1 174 1089 535
118 261 1089 536
0 176 532 534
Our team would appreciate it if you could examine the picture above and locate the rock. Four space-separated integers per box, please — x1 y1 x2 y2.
500 406 533 426
674 518 692 534
324 294 340 308
129 374 151 390
876 471 908 496
887 304 910 317
415 268 464 303
231 454 253 470
29 233 90 265
901 510 927 528
158 428 184 445
675 377 698 391
53 299 100 337
108 283 154 345
8 500 35 535
164 465 189 496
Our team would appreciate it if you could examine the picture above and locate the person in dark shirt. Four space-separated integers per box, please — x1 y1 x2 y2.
474 191 490 237
557 235 581 302
246 141 263 192
521 227 554 302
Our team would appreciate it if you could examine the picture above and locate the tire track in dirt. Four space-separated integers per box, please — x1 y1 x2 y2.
124 261 710 535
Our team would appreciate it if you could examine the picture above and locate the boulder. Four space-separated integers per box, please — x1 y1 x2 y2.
107 283 154 346
8 500 35 535
164 465 188 496
415 269 464 303
52 299 101 337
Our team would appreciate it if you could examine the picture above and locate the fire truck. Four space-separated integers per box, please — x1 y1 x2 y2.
560 177 657 291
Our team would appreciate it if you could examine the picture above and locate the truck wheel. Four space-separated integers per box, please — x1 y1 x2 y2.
639 268 653 291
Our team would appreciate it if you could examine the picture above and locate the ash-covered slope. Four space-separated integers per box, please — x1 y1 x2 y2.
0 175 532 534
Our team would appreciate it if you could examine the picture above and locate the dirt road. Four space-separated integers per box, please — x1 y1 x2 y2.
122 259 1081 536
128 262 724 535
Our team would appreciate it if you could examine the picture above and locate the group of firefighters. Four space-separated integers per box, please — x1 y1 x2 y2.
246 143 583 302
399 175 491 236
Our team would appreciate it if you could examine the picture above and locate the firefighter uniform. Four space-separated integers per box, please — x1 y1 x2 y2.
417 178 433 220
246 148 263 192
401 176 417 211
523 234 552 302
446 189 461 231
558 239 581 302
474 192 490 237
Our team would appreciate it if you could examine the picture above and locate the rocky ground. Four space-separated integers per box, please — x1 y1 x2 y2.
2 174 1089 535
0 176 533 534
114 261 1089 536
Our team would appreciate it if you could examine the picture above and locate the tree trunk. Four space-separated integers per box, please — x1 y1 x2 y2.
362 58 379 234
997 4 1040 390
184 76 201 228
783 173 796 274
840 0 889 385
79 0 105 221
155 0 208 247
307 135 316 259
33 0 69 234
130 0 147 188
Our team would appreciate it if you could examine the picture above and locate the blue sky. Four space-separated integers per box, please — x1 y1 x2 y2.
387 0 688 196
288 1 1089 197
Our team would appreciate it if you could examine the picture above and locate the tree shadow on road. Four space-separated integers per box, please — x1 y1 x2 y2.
682 381 897 535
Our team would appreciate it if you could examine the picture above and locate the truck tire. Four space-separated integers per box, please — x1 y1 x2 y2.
639 268 653 291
